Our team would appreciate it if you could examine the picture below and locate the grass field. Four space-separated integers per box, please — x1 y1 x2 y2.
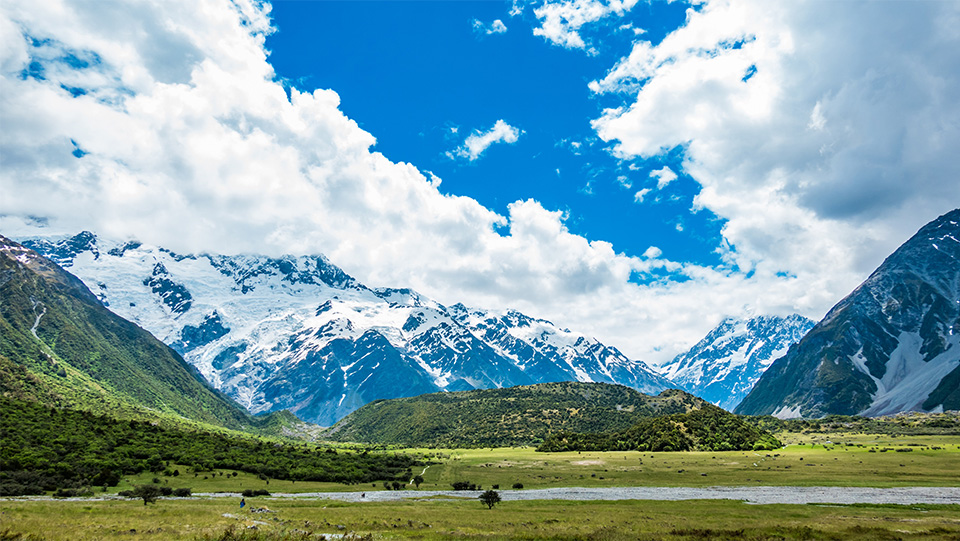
3 432 959 540
412 434 960 491
2 497 959 540
102 433 960 495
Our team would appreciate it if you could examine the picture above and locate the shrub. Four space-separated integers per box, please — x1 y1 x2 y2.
479 489 501 509
172 488 192 497
131 484 164 505
512 483 523 489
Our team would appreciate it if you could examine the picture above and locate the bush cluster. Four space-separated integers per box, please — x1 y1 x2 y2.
538 406 781 452
0 397 423 496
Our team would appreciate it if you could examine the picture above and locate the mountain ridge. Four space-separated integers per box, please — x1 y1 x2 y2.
18 232 674 425
0 235 256 429
736 209 960 418
658 315 815 410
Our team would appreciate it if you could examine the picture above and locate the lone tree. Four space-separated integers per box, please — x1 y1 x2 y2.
132 484 164 506
413 475 424 488
479 489 501 509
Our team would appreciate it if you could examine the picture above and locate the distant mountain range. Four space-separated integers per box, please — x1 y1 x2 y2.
13 208 955 424
18 232 672 425
736 209 960 418
658 315 815 411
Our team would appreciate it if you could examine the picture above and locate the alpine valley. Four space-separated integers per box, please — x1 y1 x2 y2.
17 232 674 425
736 209 960 418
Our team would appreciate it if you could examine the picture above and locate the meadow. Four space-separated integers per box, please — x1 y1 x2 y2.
2 496 959 540
3 432 959 540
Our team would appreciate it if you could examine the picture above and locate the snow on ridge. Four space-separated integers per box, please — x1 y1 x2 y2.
16 231 673 423
859 332 960 417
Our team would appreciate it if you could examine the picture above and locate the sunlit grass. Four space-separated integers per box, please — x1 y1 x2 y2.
2 496 958 540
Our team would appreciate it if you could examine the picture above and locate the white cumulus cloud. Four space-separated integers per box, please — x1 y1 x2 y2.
2 0 957 369
473 18 508 35
589 0 960 347
533 0 638 52
447 119 522 161
650 166 677 190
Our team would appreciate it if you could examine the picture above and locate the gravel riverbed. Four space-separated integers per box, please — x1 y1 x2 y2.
201 486 960 505
7 486 959 505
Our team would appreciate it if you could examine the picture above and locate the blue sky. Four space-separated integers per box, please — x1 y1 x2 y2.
265 1 725 269
1 0 958 362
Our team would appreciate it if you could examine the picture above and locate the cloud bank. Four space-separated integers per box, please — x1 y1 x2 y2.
1 0 957 366
590 0 960 289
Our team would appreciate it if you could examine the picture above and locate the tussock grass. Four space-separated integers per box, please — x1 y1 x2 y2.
1 497 958 540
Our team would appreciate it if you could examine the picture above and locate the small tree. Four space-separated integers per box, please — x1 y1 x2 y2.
479 489 501 509
413 475 424 488
132 484 164 506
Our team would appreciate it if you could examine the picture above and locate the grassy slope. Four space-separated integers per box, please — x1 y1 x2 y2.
325 383 709 447
0 237 257 429
2 494 959 540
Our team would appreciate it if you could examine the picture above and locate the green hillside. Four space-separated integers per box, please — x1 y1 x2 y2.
0 396 421 496
0 235 253 429
324 382 712 447
538 404 782 452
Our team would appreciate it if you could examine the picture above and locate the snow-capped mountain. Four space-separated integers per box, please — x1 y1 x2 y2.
736 209 960 418
17 232 673 425
657 315 815 411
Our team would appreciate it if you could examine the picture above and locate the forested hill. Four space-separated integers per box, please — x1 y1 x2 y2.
0 235 254 429
324 382 709 447
538 405 782 452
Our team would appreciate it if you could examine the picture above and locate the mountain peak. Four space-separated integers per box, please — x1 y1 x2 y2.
658 314 814 410
736 209 960 418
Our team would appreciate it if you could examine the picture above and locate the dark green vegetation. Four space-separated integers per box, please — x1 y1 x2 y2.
538 404 782 452
0 396 423 496
749 411 960 436
325 383 720 447
0 236 259 429
2 498 958 540
478 489 501 509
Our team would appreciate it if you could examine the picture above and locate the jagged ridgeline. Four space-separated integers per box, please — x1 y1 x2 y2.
0 235 252 428
324 382 768 448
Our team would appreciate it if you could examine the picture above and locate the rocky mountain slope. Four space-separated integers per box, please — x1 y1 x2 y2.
18 232 673 425
736 209 960 418
658 315 815 410
0 236 255 429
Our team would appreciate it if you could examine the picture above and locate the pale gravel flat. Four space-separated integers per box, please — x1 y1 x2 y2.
200 486 960 505
7 486 959 505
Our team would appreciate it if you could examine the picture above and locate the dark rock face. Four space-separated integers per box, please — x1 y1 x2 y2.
21 231 99 266
171 311 230 354
142 263 193 314
736 209 960 418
